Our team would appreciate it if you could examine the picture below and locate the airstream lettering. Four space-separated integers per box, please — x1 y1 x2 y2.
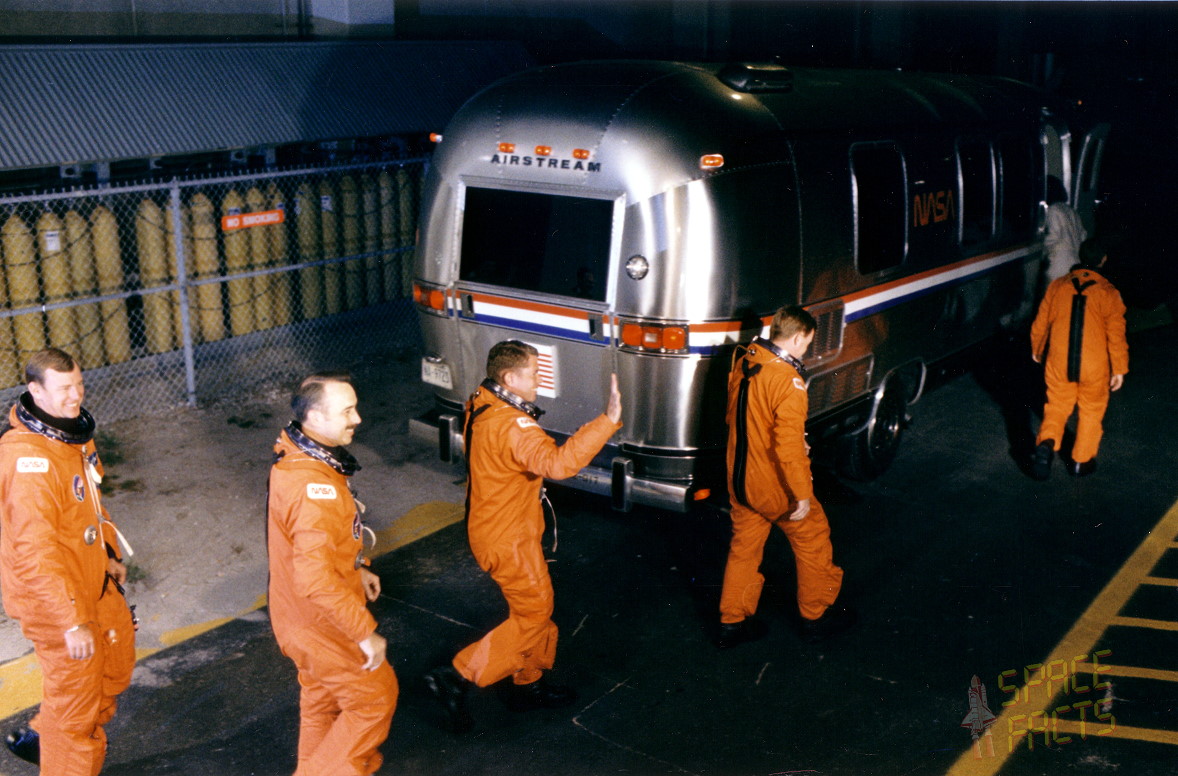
410 61 1107 512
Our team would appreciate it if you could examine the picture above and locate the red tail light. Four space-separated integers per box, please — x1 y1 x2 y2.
618 320 689 354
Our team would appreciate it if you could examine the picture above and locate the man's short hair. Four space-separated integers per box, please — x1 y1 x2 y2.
25 348 79 386
486 340 538 384
769 305 817 341
1079 236 1107 268
291 372 352 422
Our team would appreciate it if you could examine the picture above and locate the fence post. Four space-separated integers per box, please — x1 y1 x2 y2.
169 180 197 407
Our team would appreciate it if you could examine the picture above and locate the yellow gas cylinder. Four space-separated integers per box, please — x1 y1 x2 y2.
164 199 192 347
340 175 363 310
361 174 382 306
0 216 20 387
397 167 417 300
188 193 225 343
221 188 255 336
63 210 106 368
318 179 342 315
244 186 276 331
136 198 175 354
3 212 47 365
90 205 132 364
378 170 399 300
295 182 323 320
267 183 293 327
37 210 78 354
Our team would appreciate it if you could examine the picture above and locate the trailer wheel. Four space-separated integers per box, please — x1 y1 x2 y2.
841 380 908 481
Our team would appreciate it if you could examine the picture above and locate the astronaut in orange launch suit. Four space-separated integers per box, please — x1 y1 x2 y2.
1030 238 1128 479
426 340 621 732
268 373 397 776
0 348 136 775
718 306 855 648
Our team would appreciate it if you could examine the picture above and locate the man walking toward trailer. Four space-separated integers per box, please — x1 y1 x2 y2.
267 373 397 775
717 306 855 649
425 340 621 733
0 348 137 774
1030 238 1128 479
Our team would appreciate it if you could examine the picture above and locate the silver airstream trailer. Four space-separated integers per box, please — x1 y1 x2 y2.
410 60 1107 512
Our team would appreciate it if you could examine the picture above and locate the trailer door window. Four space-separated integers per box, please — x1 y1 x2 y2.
957 138 995 244
459 187 614 302
852 144 907 274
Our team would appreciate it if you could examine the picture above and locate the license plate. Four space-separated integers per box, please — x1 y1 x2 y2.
421 359 453 390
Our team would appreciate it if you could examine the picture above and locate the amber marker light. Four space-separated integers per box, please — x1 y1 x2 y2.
429 132 443 143
428 289 445 311
700 154 725 169
498 142 516 153
662 326 687 351
573 148 590 160
692 489 711 501
535 145 552 156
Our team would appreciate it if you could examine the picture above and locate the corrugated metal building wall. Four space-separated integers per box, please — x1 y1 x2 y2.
0 40 533 175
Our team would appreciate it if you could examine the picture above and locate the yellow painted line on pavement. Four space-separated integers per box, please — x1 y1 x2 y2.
1076 662 1178 684
1052 719 1178 746
1108 615 1178 632
0 501 464 724
946 497 1178 776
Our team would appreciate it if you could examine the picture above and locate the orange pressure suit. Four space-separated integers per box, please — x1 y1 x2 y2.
1031 266 1129 465
452 383 620 688
268 425 397 776
0 400 136 776
721 339 843 624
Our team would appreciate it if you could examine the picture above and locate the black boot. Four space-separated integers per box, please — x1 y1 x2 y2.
424 665 474 734
716 617 768 649
1068 458 1097 477
798 604 857 645
498 676 577 712
5 726 39 765
1030 440 1054 481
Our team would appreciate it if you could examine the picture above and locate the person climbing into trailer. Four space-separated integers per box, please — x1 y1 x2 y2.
1030 237 1129 479
717 306 855 649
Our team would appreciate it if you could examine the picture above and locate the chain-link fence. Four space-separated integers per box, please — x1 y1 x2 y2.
0 159 426 422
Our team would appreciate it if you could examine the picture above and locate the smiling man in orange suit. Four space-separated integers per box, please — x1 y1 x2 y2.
0 348 137 775
426 340 621 733
268 372 397 776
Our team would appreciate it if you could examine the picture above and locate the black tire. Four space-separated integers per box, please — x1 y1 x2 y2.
840 381 908 481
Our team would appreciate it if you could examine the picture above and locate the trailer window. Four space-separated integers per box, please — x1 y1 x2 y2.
957 138 995 244
852 144 907 274
459 187 614 302
998 134 1034 236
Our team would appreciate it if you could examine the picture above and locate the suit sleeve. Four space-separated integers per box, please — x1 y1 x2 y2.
770 376 814 502
0 449 84 631
282 480 376 643
1030 283 1057 360
510 414 620 480
1104 286 1129 375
